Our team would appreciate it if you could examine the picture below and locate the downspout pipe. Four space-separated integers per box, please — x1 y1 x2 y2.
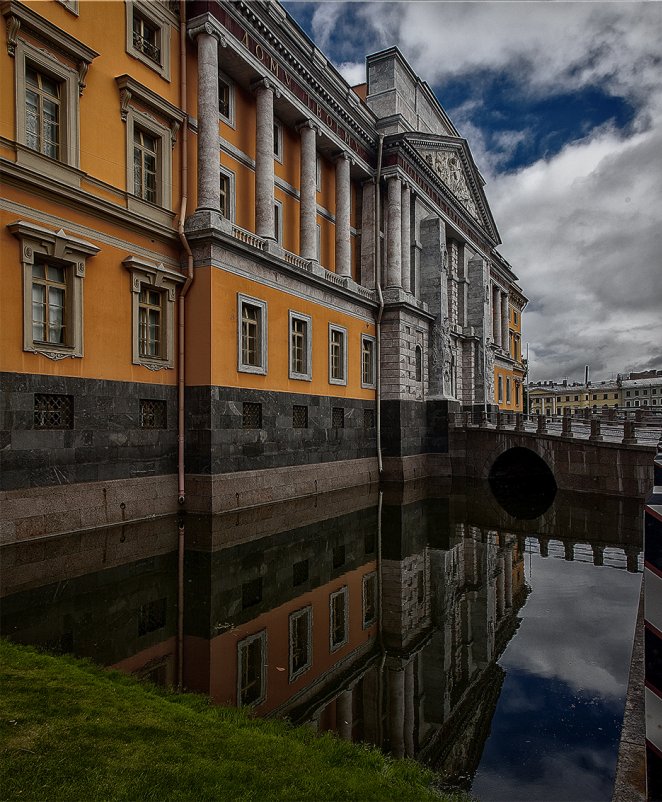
177 0 193 506
374 134 384 476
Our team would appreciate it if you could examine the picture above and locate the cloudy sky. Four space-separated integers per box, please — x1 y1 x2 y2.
284 1 662 382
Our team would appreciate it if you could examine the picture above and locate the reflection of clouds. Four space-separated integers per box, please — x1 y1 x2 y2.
474 746 614 802
501 552 640 700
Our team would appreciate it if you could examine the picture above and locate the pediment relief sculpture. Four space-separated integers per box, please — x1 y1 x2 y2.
419 147 479 221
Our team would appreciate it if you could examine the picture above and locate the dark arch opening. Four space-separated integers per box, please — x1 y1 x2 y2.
488 447 557 520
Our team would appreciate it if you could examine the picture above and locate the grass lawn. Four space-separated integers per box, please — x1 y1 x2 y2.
0 640 462 801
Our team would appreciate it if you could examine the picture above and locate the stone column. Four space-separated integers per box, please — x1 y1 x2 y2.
253 78 278 240
360 180 376 288
335 152 352 277
401 182 411 293
193 24 224 212
336 689 353 740
492 285 500 346
386 176 402 288
501 292 509 353
298 120 318 260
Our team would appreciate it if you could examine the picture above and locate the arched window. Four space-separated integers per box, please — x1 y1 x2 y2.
415 345 422 382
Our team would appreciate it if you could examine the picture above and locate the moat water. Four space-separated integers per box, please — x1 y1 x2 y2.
1 479 643 801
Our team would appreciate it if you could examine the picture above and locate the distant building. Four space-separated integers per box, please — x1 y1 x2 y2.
620 370 662 409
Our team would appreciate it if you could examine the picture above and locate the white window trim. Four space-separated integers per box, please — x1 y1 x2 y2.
316 222 321 263
116 75 184 222
273 118 283 163
236 630 267 708
288 606 312 682
237 293 268 375
125 0 173 81
9 220 99 360
361 334 376 389
218 69 235 128
219 165 236 221
362 572 377 629
288 310 313 382
328 323 348 386
274 198 283 244
123 256 184 370
329 587 349 652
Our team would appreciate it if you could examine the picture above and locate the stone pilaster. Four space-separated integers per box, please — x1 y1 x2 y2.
404 660 415 757
335 152 352 277
253 78 279 240
360 180 375 288
191 21 225 212
298 120 318 260
420 217 447 399
401 182 411 293
501 292 510 354
492 285 501 347
386 175 402 288
447 240 459 327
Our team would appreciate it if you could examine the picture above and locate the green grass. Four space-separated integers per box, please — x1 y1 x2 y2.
0 640 461 801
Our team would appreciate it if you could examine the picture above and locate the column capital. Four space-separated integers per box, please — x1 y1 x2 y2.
188 14 227 46
251 76 281 99
333 149 354 166
295 118 320 135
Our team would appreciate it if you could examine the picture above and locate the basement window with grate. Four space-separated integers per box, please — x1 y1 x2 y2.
242 402 262 429
332 407 344 429
292 405 308 428
140 399 167 429
34 393 73 429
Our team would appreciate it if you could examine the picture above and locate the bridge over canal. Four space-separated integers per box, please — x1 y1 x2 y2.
449 410 661 498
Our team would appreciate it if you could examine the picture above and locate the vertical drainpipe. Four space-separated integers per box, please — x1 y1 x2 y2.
176 0 193 690
375 135 384 476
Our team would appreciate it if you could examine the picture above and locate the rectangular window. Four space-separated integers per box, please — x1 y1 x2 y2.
363 408 375 429
289 312 312 380
25 65 61 160
220 173 229 219
133 127 158 204
242 402 262 429
238 295 267 374
273 200 283 244
497 376 503 403
292 405 308 429
138 598 166 636
362 573 377 627
506 377 511 403
329 325 347 385
361 335 376 388
333 544 345 570
273 120 283 161
34 393 73 429
332 407 344 429
139 399 167 429
31 262 67 345
238 632 265 707
330 588 348 651
289 607 312 679
133 11 160 63
515 383 520 406
364 531 375 555
219 78 230 119
138 286 163 358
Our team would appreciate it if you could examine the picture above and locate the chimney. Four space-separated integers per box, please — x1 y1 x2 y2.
585 365 590 386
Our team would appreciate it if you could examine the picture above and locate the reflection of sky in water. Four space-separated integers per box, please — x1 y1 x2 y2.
471 540 641 802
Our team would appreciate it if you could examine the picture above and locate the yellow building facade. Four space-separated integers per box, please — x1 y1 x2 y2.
1 0 526 537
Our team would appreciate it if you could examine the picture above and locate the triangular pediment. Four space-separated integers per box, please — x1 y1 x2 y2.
405 134 500 244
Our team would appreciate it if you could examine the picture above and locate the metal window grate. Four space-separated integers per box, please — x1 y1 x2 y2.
363 408 375 429
34 393 73 429
243 402 262 429
332 406 344 429
138 598 167 636
292 559 309 587
140 399 167 429
293 404 308 428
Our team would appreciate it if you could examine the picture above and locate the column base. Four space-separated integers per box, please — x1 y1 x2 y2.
185 209 233 236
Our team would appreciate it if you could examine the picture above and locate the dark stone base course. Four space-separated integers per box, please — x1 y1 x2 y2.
1 372 177 491
380 398 459 458
185 386 377 474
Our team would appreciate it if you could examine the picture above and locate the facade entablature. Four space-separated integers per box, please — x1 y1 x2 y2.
187 1 377 171
380 134 500 256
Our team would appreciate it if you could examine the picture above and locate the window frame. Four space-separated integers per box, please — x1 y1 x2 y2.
273 198 283 245
237 294 268 375
10 220 99 360
361 334 376 389
218 69 235 127
288 310 312 381
328 324 348 386
123 256 184 370
362 572 377 628
219 165 236 221
288 606 313 681
125 0 173 81
237 630 267 708
273 118 283 163
329 587 349 652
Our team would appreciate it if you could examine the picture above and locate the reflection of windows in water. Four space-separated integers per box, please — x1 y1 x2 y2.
238 632 265 707
362 573 377 627
289 607 312 679
138 598 166 636
241 577 262 610
330 588 348 650
332 544 345 569
292 559 309 587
